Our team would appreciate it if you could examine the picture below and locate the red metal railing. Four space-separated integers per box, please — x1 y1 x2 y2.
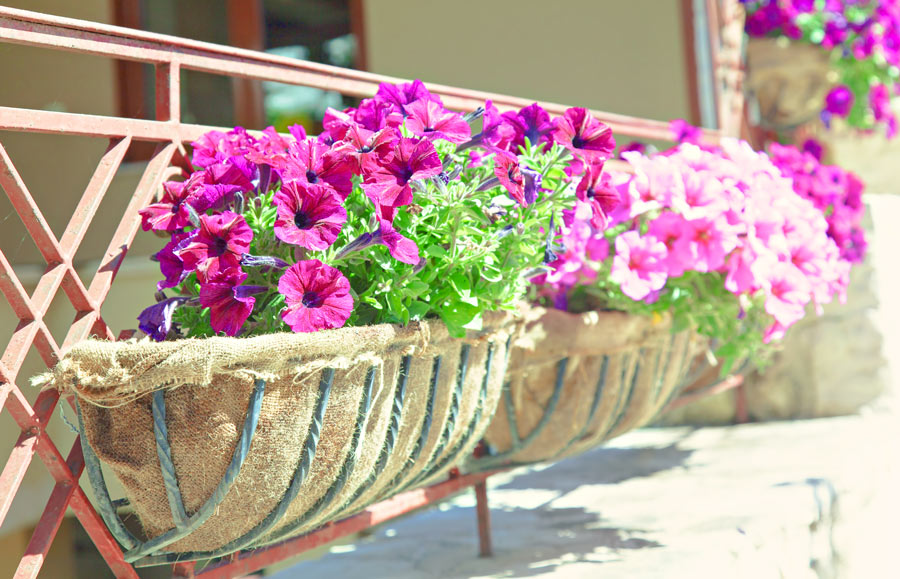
0 4 745 578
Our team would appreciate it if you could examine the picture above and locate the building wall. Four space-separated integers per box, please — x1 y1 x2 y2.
362 0 692 123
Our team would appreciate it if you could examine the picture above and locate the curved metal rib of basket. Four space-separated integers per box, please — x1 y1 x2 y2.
470 331 695 471
75 341 503 567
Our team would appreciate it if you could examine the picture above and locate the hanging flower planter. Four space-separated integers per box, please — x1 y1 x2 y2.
40 315 513 565
34 78 621 565
745 37 834 131
468 308 700 469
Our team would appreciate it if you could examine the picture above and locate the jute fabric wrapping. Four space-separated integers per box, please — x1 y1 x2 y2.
40 314 514 554
476 308 702 467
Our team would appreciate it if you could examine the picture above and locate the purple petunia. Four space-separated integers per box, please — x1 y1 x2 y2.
553 108 616 161
273 181 347 251
278 260 354 333
365 138 442 221
176 211 253 281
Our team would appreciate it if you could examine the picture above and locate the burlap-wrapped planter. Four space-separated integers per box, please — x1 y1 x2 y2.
745 37 833 131
468 308 701 470
39 315 514 566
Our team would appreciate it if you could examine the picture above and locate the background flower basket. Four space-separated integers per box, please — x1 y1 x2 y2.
38 314 514 565
466 307 701 470
745 37 834 130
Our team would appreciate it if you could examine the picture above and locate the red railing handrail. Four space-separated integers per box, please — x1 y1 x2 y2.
0 5 724 143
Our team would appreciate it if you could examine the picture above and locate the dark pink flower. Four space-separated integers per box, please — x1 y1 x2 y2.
153 231 193 291
376 219 419 264
279 138 354 199
576 164 620 229
480 100 517 148
200 269 259 337
139 180 195 232
500 103 556 153
375 79 442 114
824 85 854 117
273 181 347 251
553 108 615 161
365 138 442 220
404 99 472 144
494 152 526 206
279 260 353 333
177 211 252 280
354 98 405 132
331 125 398 176
670 119 703 144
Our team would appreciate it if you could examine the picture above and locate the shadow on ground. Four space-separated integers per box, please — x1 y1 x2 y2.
273 438 695 579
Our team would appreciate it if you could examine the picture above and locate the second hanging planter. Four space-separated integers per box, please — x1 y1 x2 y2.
469 307 702 470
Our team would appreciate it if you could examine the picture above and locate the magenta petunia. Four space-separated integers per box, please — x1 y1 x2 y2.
331 124 398 176
500 103 556 153
153 231 193 291
279 260 353 333
199 269 258 337
375 79 442 114
375 219 420 265
669 119 703 144
139 180 194 232
273 181 347 251
176 211 253 280
609 231 668 301
365 138 442 220
553 108 615 161
493 152 527 206
576 164 620 229
279 138 354 199
404 99 472 144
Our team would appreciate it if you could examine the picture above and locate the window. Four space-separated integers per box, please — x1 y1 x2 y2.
114 0 365 136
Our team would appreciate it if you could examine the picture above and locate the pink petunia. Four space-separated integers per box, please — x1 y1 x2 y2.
278 138 354 199
609 231 669 301
671 216 741 273
494 152 526 206
177 211 253 280
200 269 260 337
761 261 812 329
404 99 472 144
365 138 442 221
499 103 557 153
553 107 615 161
331 124 398 176
273 181 347 251
375 219 420 265
575 164 620 229
374 79 442 115
139 179 196 232
279 260 353 333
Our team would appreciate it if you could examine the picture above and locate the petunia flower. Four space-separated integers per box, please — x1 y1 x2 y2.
493 152 526 206
176 211 253 280
609 231 669 301
404 99 472 144
139 180 195 232
364 138 442 221
575 164 620 229
273 181 347 250
153 231 194 291
824 85 854 117
138 295 191 341
279 138 354 199
278 259 353 333
331 124 398 176
374 79 442 115
553 107 615 161
199 269 264 337
500 103 556 153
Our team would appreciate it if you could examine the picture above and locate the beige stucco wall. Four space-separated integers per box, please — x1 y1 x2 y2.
362 0 692 123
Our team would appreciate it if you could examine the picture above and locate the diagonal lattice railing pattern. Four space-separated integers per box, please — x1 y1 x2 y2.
0 4 744 578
